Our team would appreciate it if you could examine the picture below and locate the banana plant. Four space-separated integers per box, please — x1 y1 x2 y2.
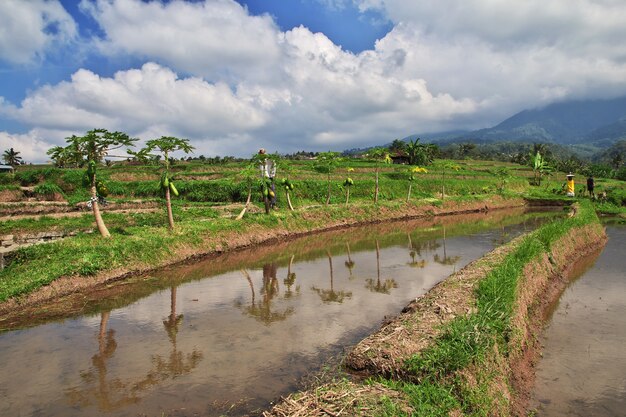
407 166 427 202
343 167 355 206
530 151 552 186
130 136 194 230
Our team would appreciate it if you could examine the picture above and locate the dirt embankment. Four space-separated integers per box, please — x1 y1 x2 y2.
263 208 607 417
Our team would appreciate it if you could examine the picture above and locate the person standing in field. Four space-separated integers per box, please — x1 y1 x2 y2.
566 173 575 197
586 175 595 199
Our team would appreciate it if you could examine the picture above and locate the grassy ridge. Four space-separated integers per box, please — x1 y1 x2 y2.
371 200 602 415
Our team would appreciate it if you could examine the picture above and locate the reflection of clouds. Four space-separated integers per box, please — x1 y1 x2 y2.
532 229 626 416
0 221 531 416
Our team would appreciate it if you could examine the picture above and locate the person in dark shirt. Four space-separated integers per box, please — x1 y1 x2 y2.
586 175 595 199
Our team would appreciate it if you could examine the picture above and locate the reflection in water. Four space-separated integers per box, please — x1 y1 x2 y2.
283 255 299 298
407 232 428 268
153 286 203 381
66 312 144 411
0 208 562 417
365 240 398 294
530 225 626 417
65 288 203 413
312 250 352 303
344 243 356 279
433 225 461 266
239 266 296 324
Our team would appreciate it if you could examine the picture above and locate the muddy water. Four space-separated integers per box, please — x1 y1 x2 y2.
531 223 626 417
0 209 559 417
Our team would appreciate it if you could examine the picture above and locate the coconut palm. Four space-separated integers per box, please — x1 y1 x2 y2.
2 147 23 166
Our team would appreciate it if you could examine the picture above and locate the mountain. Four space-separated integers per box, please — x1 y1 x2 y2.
412 96 626 148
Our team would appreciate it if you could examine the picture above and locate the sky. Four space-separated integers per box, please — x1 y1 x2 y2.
2 0 626 163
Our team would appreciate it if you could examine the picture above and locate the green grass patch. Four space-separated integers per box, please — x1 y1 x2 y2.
378 200 601 415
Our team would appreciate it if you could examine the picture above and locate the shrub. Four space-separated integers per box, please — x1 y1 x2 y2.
33 182 64 198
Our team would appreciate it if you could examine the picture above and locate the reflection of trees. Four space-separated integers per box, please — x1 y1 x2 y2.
491 224 510 246
66 288 203 412
152 286 203 380
365 240 398 294
312 250 352 303
66 311 143 411
239 265 295 324
283 255 299 298
407 233 428 268
433 225 461 266
344 243 356 279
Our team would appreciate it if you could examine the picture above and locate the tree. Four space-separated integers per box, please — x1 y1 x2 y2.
131 136 194 230
343 167 355 206
368 147 392 203
252 152 281 214
407 166 427 202
490 167 511 194
389 139 407 154
406 138 426 166
66 129 137 238
2 148 23 166
458 143 477 159
47 143 83 168
315 151 341 205
438 161 460 200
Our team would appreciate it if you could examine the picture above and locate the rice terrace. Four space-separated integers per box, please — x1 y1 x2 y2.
2 1 626 416
1 131 625 416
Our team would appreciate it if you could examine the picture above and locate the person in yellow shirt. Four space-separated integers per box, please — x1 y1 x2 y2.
566 173 575 197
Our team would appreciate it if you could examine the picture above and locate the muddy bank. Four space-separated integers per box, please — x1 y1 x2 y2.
0 197 527 317
263 203 607 416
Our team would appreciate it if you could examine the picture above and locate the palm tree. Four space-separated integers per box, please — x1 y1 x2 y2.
406 138 426 166
2 148 23 166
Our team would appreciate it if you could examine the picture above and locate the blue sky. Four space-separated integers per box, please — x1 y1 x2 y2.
2 0 626 162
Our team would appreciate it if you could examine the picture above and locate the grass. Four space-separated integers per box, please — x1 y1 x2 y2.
365 200 602 415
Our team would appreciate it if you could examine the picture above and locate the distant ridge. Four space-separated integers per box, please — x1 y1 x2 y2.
407 96 626 148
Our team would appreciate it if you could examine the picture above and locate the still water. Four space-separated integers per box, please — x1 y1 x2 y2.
0 209 559 417
530 223 626 417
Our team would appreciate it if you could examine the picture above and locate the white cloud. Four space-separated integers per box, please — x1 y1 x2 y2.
4 0 626 161
80 0 283 83
1 62 267 137
0 130 59 164
0 0 77 64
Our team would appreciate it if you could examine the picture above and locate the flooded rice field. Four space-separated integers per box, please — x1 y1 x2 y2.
530 223 626 417
0 208 560 417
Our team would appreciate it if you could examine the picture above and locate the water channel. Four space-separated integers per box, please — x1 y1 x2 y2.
0 208 561 417
530 222 626 417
